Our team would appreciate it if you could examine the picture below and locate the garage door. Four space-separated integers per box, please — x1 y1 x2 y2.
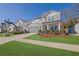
29 27 40 33
75 23 79 34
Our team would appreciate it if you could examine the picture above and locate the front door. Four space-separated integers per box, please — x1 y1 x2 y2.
51 25 58 31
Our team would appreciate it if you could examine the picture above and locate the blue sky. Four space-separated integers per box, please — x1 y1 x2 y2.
0 3 74 22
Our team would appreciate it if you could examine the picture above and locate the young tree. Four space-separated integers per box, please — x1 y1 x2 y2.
61 4 79 34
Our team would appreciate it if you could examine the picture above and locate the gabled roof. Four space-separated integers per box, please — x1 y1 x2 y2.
41 10 60 18
6 21 16 26
1 21 16 27
1 23 6 25
16 19 29 22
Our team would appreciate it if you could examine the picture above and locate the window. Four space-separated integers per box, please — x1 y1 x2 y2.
39 19 42 21
48 17 51 22
48 16 54 22
52 16 54 21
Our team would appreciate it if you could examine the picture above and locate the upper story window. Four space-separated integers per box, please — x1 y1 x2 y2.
48 16 54 22
52 16 54 21
48 17 51 21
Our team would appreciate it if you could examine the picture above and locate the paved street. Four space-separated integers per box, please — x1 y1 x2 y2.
0 33 35 45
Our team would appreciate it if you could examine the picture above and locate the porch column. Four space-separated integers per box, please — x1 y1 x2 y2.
47 24 50 30
41 24 43 31
58 23 61 32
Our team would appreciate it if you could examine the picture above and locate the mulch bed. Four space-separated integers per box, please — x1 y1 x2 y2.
40 34 68 38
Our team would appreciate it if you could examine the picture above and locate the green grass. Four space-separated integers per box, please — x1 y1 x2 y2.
26 34 79 45
0 41 79 56
0 32 24 37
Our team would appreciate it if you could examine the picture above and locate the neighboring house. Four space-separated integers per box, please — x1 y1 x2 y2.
0 23 6 32
16 19 30 32
0 24 1 32
0 19 32 33
9 22 16 32
75 18 79 34
5 20 16 33
0 20 16 33
28 10 61 33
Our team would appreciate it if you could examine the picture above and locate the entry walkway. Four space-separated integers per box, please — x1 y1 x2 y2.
16 39 79 52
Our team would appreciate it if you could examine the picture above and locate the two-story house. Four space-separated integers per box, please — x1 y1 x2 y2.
16 19 31 32
28 10 61 33
0 23 6 33
0 20 16 33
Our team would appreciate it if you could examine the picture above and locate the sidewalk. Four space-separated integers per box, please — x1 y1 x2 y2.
70 34 79 36
16 39 79 52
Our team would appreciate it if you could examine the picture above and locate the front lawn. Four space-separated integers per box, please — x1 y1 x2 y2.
0 41 79 56
0 33 15 37
26 34 79 45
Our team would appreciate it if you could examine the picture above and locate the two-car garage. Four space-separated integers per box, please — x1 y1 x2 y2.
28 22 41 33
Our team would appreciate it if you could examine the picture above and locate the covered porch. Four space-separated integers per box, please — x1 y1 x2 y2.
41 22 61 32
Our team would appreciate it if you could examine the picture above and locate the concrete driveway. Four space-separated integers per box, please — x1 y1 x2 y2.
0 33 35 45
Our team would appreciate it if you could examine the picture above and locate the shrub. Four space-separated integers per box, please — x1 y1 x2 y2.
13 31 24 34
45 30 49 34
49 30 52 34
38 29 42 35
54 30 59 35
4 33 10 37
